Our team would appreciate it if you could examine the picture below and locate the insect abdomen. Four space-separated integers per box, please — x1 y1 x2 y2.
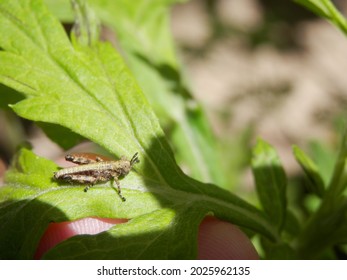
54 162 114 178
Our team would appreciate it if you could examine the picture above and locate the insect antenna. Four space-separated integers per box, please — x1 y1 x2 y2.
130 152 140 166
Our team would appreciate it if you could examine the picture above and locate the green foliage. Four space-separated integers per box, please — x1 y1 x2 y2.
293 145 325 197
93 0 229 189
296 131 347 258
44 0 228 188
1 0 347 260
0 0 275 259
294 0 347 35
252 139 287 232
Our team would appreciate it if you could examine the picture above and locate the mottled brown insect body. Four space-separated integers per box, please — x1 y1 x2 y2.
54 152 139 201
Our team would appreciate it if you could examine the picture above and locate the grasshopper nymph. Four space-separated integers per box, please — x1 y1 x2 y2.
54 152 139 202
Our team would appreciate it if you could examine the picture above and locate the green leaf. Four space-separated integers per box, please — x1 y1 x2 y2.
43 207 205 259
91 0 227 187
252 139 287 232
293 145 325 197
70 0 100 47
2 148 276 259
1 148 164 259
296 199 347 258
260 237 296 260
0 0 277 259
295 0 347 36
326 130 347 197
309 141 336 186
45 0 228 188
296 131 347 258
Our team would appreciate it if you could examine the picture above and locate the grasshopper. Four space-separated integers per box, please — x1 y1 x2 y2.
54 152 139 201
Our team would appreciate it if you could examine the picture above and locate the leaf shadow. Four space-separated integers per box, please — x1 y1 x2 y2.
41 134 208 259
42 208 203 260
0 199 69 259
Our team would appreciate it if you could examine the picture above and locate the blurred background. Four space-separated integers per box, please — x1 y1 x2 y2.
171 0 347 178
1 0 347 193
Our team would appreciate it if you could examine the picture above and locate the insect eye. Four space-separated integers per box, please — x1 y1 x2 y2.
65 155 73 160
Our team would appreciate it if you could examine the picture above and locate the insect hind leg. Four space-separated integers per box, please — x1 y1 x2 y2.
112 178 126 202
60 174 97 191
